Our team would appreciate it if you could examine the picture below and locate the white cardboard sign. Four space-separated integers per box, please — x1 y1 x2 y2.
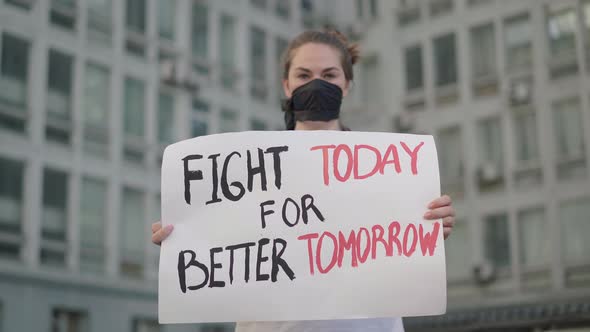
158 130 446 324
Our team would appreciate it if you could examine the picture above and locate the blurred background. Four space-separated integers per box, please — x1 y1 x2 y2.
0 0 589 331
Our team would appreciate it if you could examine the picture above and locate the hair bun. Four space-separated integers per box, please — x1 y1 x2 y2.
325 29 360 65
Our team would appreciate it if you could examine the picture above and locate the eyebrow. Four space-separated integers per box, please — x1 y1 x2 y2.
294 67 340 73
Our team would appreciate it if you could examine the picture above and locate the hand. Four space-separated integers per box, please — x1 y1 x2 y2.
151 221 174 246
424 195 455 240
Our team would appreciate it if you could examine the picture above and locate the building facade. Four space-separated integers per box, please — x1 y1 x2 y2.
355 0 590 330
0 0 348 331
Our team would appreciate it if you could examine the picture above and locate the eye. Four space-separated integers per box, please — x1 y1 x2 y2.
323 73 336 79
297 73 310 79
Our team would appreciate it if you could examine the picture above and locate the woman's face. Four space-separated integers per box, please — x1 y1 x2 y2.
283 43 350 99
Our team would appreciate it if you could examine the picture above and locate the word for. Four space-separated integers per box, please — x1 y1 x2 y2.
182 146 289 205
297 221 440 275
260 194 325 229
310 142 425 185
177 238 295 293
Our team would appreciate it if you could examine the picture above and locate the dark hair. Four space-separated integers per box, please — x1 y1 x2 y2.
280 29 360 130
281 29 360 81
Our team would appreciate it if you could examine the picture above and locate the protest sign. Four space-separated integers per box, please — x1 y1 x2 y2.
158 130 446 323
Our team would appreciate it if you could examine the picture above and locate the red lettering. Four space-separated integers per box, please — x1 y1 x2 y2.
354 145 382 180
388 221 402 255
371 224 392 258
310 145 336 186
297 233 319 275
356 227 371 263
403 224 418 257
317 232 338 274
333 144 353 182
419 223 440 256
337 230 358 267
400 141 424 175
380 144 402 174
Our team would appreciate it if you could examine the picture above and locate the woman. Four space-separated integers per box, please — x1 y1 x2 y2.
152 29 455 332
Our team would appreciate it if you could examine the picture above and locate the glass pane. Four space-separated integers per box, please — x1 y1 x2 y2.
560 197 590 264
513 110 539 163
220 108 238 133
437 127 463 180
505 14 532 70
547 9 577 56
0 157 23 230
518 208 547 267
120 188 145 276
126 0 146 33
191 2 208 59
553 98 585 158
158 0 175 40
123 78 145 137
405 45 423 91
433 33 457 86
191 118 208 137
484 213 511 269
445 220 471 279
83 63 110 127
158 92 174 144
80 177 106 272
470 23 496 78
250 118 266 131
276 0 290 19
478 117 503 166
47 49 73 119
220 14 236 67
250 27 267 82
0 33 30 107
42 168 68 242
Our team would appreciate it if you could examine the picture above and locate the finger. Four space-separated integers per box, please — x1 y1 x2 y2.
151 221 162 233
442 216 455 228
424 206 455 219
428 195 452 209
151 224 174 245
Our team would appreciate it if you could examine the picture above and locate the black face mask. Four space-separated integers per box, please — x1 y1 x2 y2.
283 79 343 130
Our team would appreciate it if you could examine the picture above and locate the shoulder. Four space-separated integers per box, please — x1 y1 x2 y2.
236 318 404 332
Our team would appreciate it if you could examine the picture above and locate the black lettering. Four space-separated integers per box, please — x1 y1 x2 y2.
206 154 222 205
282 197 300 227
247 148 267 192
264 146 289 190
256 238 270 281
226 242 256 284
260 200 275 229
271 238 295 282
177 250 209 293
221 151 245 201
182 155 203 205
209 247 225 288
301 194 325 224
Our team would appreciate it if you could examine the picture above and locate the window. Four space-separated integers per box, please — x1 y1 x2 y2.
201 324 236 332
83 63 110 157
191 2 209 74
79 177 106 273
504 14 532 71
518 207 547 268
0 157 24 260
250 0 266 10
552 97 586 179
429 0 453 17
470 23 497 79
404 45 423 91
0 33 30 132
361 56 379 105
191 99 209 137
547 8 579 78
437 127 463 197
120 188 144 279
250 118 266 131
220 108 238 133
397 3 420 27
275 37 289 101
219 14 237 90
158 0 175 41
125 0 147 57
467 0 493 6
157 92 174 144
560 197 590 265
433 33 458 87
355 0 364 18
369 0 378 18
276 0 290 19
41 168 68 267
5 0 33 10
87 0 112 43
52 308 88 332
484 213 511 270
50 0 76 31
583 1 590 70
477 117 504 190
123 77 146 163
46 49 73 144
250 26 267 100
445 220 471 280
132 317 160 332
513 108 542 187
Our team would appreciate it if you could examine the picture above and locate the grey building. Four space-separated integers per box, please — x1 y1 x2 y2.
0 0 350 330
352 0 590 331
